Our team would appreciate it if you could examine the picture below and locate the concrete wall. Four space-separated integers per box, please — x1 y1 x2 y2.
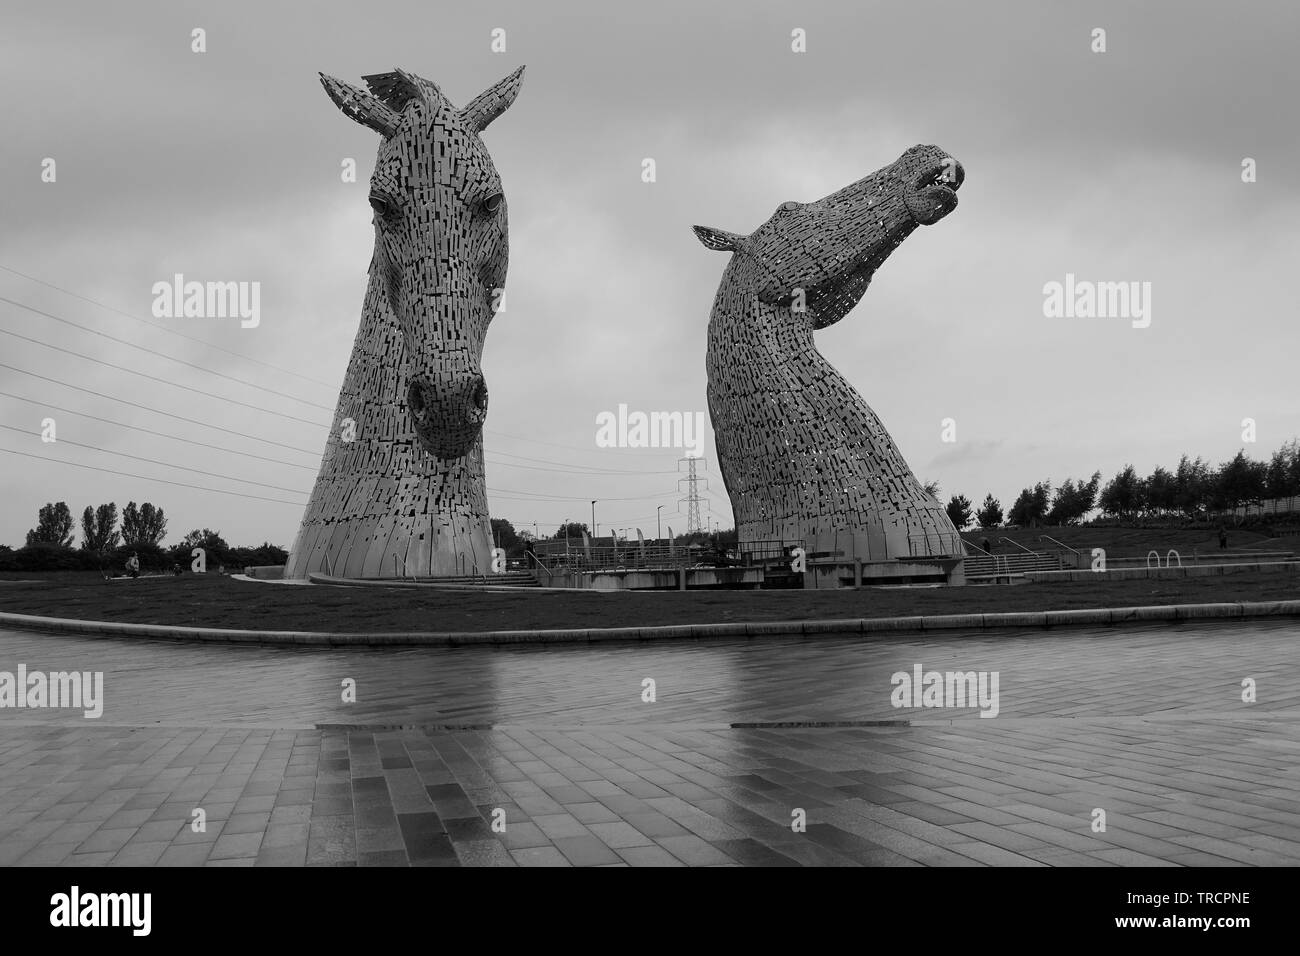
805 558 965 589
558 567 764 590
1025 560 1300 583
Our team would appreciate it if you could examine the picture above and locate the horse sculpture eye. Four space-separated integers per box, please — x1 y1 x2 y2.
369 194 397 220
780 201 800 212
482 193 503 214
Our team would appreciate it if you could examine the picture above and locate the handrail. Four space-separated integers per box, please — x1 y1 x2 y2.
1146 549 1183 569
963 540 995 557
907 530 962 558
524 551 555 584
999 536 1037 556
1039 535 1079 555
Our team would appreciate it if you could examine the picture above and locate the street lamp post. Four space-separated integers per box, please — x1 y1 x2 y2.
657 506 663 547
591 500 597 541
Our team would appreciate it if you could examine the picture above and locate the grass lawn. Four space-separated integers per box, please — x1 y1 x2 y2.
964 526 1300 558
1 568 1298 633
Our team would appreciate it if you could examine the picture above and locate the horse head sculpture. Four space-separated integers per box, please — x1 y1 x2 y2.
694 144 966 564
320 66 523 459
286 66 524 579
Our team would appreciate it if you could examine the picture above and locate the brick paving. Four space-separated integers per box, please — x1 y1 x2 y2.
0 620 1297 866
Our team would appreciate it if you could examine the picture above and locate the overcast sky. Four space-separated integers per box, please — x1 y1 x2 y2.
1 0 1297 549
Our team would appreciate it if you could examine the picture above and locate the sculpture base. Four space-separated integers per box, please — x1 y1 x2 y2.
285 512 493 580
805 557 966 589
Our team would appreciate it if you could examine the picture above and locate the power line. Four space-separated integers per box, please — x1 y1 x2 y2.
0 270 713 473
486 486 679 503
0 390 316 471
0 423 308 495
0 362 321 455
0 446 305 507
0 325 330 428
0 263 338 389
705 486 730 507
0 294 334 412
0 372 700 484
487 447 678 475
485 455 676 477
0 288 707 475
486 427 688 458
0 420 676 509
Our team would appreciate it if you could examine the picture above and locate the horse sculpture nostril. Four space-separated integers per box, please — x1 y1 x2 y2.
472 376 489 412
407 381 426 415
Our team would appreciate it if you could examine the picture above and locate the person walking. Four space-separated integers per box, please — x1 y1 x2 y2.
125 552 141 578
1218 526 1228 550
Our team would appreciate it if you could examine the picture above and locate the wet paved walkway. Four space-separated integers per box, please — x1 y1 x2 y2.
1 620 1297 866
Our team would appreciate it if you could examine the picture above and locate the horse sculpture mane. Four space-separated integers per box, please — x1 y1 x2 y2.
695 144 966 563
286 66 524 579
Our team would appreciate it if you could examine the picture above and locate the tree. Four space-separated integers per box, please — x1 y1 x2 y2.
945 494 972 531
1006 488 1034 527
490 518 519 550
26 502 74 547
176 529 229 564
1031 481 1051 524
1291 441 1300 508
922 480 941 498
1145 465 1177 517
224 541 289 568
714 527 738 551
1174 455 1211 518
1246 457 1269 514
1007 482 1050 526
1216 450 1267 520
1046 480 1074 525
1265 440 1300 512
1099 465 1145 521
79 503 120 553
553 522 589 540
976 494 1003 529
1047 472 1101 526
122 501 167 547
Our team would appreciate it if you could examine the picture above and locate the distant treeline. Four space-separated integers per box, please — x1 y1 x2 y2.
944 440 1300 530
1 500 287 572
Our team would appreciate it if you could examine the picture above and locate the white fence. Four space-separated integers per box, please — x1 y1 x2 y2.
1231 497 1299 518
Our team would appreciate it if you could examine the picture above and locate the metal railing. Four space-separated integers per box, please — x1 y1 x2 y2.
999 536 1037 556
906 531 964 558
738 540 806 566
1039 534 1079 555
524 551 555 584
531 545 715 573
1146 549 1183 568
963 553 1013 576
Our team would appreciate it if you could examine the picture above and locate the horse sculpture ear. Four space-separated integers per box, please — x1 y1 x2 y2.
319 73 400 138
462 66 526 133
692 225 745 253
